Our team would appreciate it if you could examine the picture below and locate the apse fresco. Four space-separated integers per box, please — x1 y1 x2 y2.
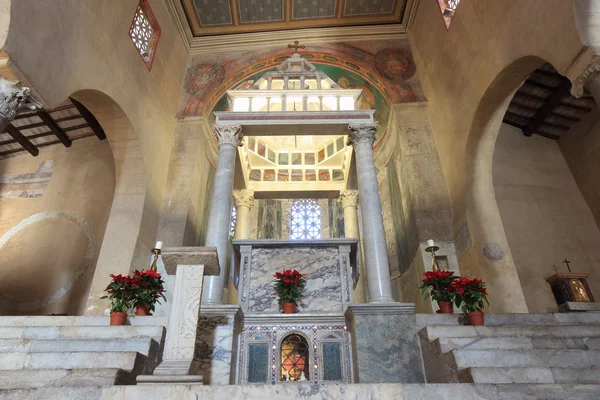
178 39 424 146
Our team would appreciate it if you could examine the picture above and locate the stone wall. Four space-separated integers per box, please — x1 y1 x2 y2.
493 123 600 313
0 137 115 315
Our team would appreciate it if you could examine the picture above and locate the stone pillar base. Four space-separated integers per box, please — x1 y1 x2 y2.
346 303 425 383
194 304 243 385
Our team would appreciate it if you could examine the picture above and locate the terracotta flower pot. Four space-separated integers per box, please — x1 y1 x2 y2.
135 304 151 316
281 302 296 314
438 301 453 314
467 311 484 326
110 312 127 326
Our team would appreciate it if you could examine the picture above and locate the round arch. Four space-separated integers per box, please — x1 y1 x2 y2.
462 55 548 313
69 89 153 316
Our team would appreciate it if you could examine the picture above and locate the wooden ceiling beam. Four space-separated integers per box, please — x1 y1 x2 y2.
522 79 572 137
54 114 84 123
514 91 547 103
502 119 526 130
532 69 563 79
525 80 558 92
5 124 39 156
0 131 53 146
504 111 532 121
69 98 107 140
510 102 540 113
557 102 591 112
36 111 71 147
551 113 580 122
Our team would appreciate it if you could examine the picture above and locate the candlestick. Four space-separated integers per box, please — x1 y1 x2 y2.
427 239 435 248
150 241 162 272
425 239 440 272
155 241 163 250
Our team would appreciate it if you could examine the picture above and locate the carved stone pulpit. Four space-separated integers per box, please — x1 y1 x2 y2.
546 273 597 312
137 246 220 385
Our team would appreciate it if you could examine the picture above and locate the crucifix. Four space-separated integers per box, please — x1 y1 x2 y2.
563 258 572 273
288 41 305 54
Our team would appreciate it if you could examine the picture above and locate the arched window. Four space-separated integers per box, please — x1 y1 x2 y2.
290 199 321 239
280 334 309 381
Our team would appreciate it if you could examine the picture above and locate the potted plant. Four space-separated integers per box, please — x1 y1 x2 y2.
450 277 489 325
100 274 135 325
273 269 306 314
419 270 458 313
131 269 167 316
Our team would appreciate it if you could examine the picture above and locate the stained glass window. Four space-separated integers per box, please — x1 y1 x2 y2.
230 206 237 235
437 0 461 29
280 334 309 381
290 199 321 239
129 0 161 70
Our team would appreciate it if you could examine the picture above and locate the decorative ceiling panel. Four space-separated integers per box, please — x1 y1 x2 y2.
344 0 395 16
292 0 337 20
238 0 285 23
194 0 233 26
180 0 411 38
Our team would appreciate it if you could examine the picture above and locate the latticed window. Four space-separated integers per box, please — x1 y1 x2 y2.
290 199 321 239
437 0 461 29
280 334 309 381
129 0 161 70
230 206 237 235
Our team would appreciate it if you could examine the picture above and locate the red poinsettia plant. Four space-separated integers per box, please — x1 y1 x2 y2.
420 270 459 303
450 277 489 313
131 269 167 312
100 274 136 313
273 269 306 305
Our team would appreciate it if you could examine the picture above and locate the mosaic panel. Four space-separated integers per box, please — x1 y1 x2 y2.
292 0 337 19
322 342 343 381
247 343 269 383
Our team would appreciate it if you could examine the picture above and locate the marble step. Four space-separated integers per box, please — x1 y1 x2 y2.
0 351 145 371
0 338 157 355
433 336 600 353
0 325 165 342
458 367 600 384
421 325 600 341
0 368 135 389
416 312 600 329
452 349 600 369
0 315 168 327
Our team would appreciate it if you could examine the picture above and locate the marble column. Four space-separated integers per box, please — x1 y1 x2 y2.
340 190 359 238
340 190 366 303
572 57 600 106
227 189 254 304
0 78 41 132
203 124 243 305
347 123 394 303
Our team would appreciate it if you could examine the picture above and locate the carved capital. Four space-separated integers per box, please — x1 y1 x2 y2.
339 190 359 209
571 57 600 98
0 78 41 121
214 124 243 147
347 123 378 148
233 189 255 209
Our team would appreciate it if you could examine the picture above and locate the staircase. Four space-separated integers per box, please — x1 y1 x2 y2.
0 316 166 390
418 313 600 384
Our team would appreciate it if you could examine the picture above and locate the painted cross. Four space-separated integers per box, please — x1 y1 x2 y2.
288 41 305 53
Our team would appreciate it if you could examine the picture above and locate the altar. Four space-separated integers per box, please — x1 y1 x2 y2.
232 239 357 384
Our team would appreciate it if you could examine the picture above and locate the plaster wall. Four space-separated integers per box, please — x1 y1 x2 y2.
409 0 587 312
493 123 600 313
0 138 114 315
560 109 600 230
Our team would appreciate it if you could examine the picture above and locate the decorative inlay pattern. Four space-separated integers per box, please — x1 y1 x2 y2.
238 323 352 384
292 0 337 19
195 0 233 26
344 0 395 15
239 0 284 23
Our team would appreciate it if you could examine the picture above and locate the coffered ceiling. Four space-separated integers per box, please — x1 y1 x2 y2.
182 0 409 36
166 0 418 53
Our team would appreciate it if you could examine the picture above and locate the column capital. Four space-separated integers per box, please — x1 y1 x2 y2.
0 78 41 121
571 57 600 98
214 124 243 147
347 123 378 147
339 189 359 209
233 189 255 209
